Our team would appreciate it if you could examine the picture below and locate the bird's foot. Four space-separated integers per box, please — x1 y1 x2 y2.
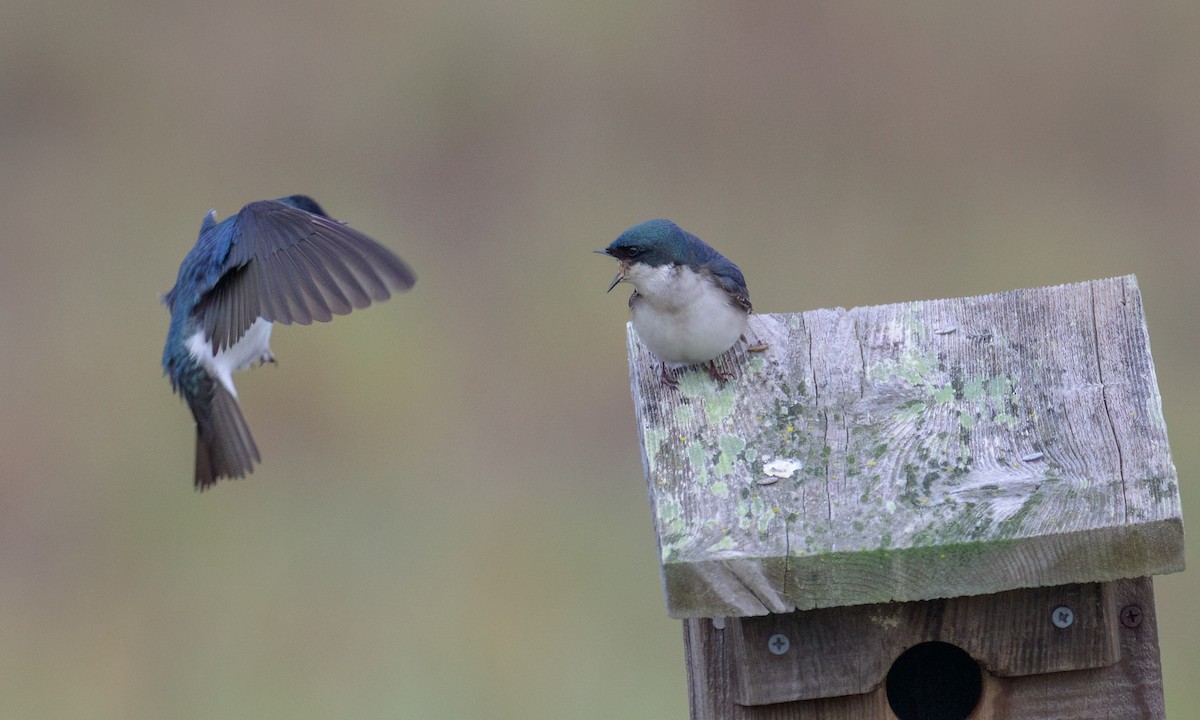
658 363 680 388
704 361 733 384
259 350 276 367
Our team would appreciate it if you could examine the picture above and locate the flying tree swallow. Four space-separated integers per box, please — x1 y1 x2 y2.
162 195 415 490
597 219 752 386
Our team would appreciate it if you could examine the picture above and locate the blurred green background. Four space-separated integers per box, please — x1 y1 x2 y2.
1 1 1196 717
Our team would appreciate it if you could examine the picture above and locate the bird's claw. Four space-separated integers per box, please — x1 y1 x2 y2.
658 363 680 388
658 361 733 389
704 361 733 384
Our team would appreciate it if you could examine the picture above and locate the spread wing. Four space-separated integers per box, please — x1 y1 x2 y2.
196 199 415 353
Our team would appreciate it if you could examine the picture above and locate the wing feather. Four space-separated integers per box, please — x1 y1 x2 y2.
197 199 415 351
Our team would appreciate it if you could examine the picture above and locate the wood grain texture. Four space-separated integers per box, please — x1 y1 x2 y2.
683 577 1165 720
627 276 1184 618
728 581 1118 706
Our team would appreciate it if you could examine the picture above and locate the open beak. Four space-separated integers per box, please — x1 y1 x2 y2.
606 270 624 293
595 248 624 292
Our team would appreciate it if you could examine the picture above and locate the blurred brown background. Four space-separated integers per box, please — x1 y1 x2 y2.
1 2 1196 718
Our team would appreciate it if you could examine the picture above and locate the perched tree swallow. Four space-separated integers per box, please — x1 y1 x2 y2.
162 195 415 490
597 219 752 386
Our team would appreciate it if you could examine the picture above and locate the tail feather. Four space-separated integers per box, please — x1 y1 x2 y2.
194 382 260 490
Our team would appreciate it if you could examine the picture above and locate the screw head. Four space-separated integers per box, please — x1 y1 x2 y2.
767 633 791 655
1120 605 1144 628
1052 606 1074 628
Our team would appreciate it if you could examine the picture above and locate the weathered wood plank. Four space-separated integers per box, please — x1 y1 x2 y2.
683 577 1164 720
627 276 1184 618
728 581 1118 706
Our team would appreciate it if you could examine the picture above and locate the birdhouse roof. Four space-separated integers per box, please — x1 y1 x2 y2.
626 275 1184 618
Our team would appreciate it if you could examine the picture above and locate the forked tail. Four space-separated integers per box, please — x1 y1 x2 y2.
194 381 261 490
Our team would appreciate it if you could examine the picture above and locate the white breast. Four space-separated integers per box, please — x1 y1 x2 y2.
625 264 748 366
186 317 274 398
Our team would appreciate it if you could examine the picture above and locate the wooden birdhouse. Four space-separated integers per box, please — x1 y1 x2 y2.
624 276 1184 719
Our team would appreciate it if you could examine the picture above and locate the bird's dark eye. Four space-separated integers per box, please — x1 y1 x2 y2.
627 247 641 258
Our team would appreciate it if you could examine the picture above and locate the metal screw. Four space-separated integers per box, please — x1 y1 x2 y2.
1120 605 1144 628
1052 606 1074 628
767 633 791 655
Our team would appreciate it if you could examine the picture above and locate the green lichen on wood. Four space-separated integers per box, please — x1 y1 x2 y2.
716 434 745 478
628 277 1185 618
